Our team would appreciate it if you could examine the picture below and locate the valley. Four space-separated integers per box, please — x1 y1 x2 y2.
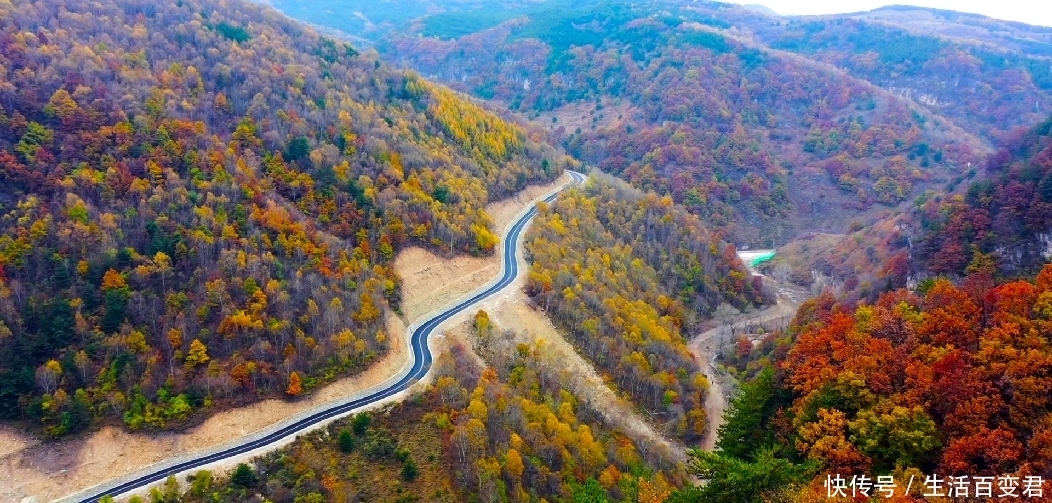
2 0 1052 501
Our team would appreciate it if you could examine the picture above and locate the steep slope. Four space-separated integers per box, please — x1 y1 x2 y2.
0 0 566 438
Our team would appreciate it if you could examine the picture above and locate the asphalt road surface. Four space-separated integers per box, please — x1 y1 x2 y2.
71 170 585 502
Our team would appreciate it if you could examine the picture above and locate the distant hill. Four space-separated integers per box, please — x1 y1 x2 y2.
264 0 1052 143
741 4 780 17
375 0 992 246
740 6 1052 142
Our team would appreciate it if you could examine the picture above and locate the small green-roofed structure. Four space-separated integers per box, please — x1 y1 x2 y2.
749 251 776 267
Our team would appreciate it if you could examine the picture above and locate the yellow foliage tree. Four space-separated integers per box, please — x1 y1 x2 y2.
184 338 210 370
505 448 525 479
127 329 149 353
354 294 380 323
467 398 489 422
45 89 78 119
101 268 127 291
167 328 183 350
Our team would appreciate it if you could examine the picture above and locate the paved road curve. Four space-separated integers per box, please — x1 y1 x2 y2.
71 170 585 503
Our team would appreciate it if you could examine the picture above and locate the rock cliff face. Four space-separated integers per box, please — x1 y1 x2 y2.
995 232 1052 274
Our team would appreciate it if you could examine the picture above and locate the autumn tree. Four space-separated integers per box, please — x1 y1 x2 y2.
185 339 210 371
286 371 303 396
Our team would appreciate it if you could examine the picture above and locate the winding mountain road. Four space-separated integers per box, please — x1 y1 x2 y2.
68 170 585 503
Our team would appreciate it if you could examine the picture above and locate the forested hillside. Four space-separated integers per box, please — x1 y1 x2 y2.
257 0 1052 272
253 0 1052 255
913 117 1052 277
667 3 1052 143
525 177 767 443
765 115 1052 302
362 0 1052 145
380 1 986 244
0 0 565 437
255 0 1052 289
152 328 677 503
671 266 1052 501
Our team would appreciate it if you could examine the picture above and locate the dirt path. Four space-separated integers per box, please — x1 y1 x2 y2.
456 286 688 469
1 174 572 503
688 282 807 451
395 173 687 470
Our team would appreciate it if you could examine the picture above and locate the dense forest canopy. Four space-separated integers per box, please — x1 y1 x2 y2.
6 0 1052 501
371 0 995 246
0 0 566 437
525 177 767 444
668 264 1052 501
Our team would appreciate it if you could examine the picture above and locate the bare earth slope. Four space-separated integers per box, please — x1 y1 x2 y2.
688 280 806 450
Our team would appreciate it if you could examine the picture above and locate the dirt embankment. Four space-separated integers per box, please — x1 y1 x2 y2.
394 173 571 321
688 281 807 451
446 287 689 469
395 168 689 470
0 174 571 503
